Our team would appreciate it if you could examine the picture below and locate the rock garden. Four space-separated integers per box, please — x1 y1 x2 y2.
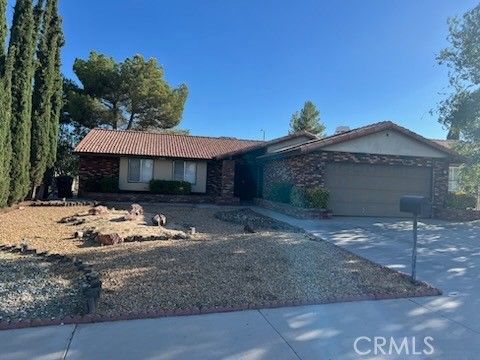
0 202 440 324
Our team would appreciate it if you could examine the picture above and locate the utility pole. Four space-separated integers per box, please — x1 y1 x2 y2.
260 129 266 141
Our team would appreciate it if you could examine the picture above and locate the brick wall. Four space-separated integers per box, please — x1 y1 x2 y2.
78 155 120 194
262 151 450 214
206 160 236 199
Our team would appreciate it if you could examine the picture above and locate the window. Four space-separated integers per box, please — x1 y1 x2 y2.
173 160 197 184
128 159 153 183
448 166 460 193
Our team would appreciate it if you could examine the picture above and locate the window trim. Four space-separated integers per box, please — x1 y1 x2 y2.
448 165 460 193
127 158 154 183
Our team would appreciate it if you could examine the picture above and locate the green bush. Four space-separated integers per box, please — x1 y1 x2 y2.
289 185 329 208
290 186 307 207
305 186 329 208
445 192 476 210
149 179 191 195
99 177 119 193
266 182 293 203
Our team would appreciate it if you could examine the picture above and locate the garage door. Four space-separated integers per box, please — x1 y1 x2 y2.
325 163 432 217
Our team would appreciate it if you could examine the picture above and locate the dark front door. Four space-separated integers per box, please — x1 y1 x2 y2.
234 163 258 201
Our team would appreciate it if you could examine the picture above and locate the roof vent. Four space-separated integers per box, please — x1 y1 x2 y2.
334 126 350 134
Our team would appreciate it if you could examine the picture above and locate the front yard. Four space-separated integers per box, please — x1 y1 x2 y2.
0 204 439 320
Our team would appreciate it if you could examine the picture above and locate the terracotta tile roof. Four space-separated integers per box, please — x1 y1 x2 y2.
258 121 461 159
74 128 263 159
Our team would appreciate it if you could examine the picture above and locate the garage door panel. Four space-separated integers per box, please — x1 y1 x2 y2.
325 163 432 217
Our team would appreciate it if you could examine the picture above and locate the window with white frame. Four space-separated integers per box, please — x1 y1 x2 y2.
173 160 197 184
128 159 154 183
448 166 460 193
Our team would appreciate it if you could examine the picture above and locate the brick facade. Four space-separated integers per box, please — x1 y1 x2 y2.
262 151 450 214
206 160 236 199
78 155 120 194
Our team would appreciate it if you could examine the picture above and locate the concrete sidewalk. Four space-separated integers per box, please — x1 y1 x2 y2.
1 208 479 359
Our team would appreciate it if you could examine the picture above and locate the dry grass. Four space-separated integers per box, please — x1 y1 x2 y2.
0 204 438 316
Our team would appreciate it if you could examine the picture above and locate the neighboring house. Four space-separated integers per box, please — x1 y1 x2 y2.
74 121 461 217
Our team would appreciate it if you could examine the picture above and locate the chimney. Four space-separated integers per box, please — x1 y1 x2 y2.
334 126 350 134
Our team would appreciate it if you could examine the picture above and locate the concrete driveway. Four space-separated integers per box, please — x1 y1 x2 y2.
1 209 480 359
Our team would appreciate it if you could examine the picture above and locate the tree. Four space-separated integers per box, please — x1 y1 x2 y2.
436 3 480 141
7 0 38 204
289 100 326 136
69 52 188 130
436 4 480 197
0 0 12 207
30 0 63 196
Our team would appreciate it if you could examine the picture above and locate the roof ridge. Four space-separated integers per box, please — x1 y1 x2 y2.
90 128 263 143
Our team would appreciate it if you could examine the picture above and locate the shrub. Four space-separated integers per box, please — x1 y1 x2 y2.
149 179 191 195
289 185 329 208
266 182 293 203
445 192 476 210
305 186 329 208
99 177 119 193
290 186 307 207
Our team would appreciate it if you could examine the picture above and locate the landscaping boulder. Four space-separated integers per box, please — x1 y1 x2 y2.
244 224 255 233
96 233 124 246
173 231 188 240
89 205 109 215
152 213 167 227
74 231 84 239
130 203 144 216
123 212 138 221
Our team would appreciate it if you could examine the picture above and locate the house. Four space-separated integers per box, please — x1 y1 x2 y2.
74 121 461 217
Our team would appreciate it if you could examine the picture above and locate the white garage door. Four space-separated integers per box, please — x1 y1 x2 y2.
325 163 432 217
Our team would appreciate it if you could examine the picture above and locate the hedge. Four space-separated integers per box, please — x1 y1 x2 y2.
149 179 191 195
445 192 476 210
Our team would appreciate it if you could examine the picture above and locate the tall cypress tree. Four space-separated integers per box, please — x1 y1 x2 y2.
30 0 60 196
8 0 37 204
48 24 64 169
0 0 11 207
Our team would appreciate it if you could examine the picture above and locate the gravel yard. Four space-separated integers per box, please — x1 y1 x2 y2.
0 204 439 318
0 251 85 321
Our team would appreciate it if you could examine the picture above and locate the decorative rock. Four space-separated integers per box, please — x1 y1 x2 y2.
190 227 196 235
152 214 167 226
244 224 255 233
95 233 124 246
129 203 144 216
88 205 109 215
173 232 188 240
74 231 84 239
123 212 137 221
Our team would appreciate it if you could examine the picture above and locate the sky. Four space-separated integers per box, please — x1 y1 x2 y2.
6 0 480 140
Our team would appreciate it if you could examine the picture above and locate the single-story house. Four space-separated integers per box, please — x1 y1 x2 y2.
74 121 461 217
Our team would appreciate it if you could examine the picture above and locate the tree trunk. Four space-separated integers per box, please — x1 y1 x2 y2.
127 112 135 130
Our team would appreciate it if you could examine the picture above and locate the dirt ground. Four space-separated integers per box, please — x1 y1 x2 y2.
0 204 439 316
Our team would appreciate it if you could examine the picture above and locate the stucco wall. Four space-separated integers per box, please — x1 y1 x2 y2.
322 130 447 158
118 157 207 193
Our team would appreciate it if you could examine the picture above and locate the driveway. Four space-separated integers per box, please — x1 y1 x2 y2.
1 208 480 359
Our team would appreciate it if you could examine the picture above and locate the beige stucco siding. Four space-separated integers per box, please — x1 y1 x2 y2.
118 157 207 193
322 130 447 158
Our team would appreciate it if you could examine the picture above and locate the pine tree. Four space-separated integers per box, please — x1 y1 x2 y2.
30 0 62 196
289 100 326 136
8 0 37 204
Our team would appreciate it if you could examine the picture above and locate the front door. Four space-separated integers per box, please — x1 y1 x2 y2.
234 163 258 201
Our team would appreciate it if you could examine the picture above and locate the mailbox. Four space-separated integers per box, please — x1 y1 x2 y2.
400 195 431 217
